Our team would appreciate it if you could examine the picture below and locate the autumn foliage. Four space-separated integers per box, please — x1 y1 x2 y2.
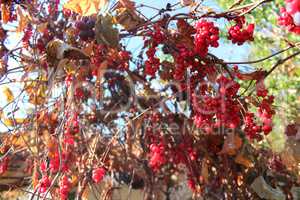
0 0 299 199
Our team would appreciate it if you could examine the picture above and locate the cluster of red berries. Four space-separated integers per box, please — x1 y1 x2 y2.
39 175 51 193
92 167 106 183
192 76 241 132
228 17 255 45
117 50 131 71
144 25 165 76
278 0 300 34
148 142 166 171
244 102 274 140
173 46 194 81
59 175 71 200
194 20 219 57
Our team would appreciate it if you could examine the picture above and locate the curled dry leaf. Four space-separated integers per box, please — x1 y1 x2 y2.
63 0 109 16
46 39 89 67
115 8 145 31
95 14 119 47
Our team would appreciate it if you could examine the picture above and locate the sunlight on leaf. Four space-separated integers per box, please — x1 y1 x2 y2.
3 87 14 103
63 0 109 16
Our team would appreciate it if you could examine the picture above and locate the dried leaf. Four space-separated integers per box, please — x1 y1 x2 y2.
3 87 14 103
201 158 209 183
219 133 242 155
46 39 89 64
63 0 109 16
251 176 285 200
118 0 135 11
1 4 10 24
95 14 119 47
115 8 145 31
237 70 267 81
235 153 254 168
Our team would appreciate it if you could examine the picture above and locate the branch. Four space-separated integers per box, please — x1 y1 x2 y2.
219 45 295 65
265 50 300 77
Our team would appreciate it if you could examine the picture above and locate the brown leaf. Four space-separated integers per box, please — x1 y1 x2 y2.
118 0 135 11
1 4 10 24
201 158 209 183
115 8 145 31
219 133 242 156
95 14 119 47
237 70 267 81
235 153 254 168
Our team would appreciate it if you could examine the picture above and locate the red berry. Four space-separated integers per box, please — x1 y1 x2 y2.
92 167 106 183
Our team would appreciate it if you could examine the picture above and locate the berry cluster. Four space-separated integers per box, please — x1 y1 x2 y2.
148 142 166 171
228 17 255 45
39 175 51 193
192 76 241 132
75 18 96 41
59 175 71 200
194 20 219 57
278 0 300 34
92 167 106 183
144 25 165 76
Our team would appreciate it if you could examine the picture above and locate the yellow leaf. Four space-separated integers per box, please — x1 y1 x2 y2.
3 118 14 126
3 87 14 103
16 6 29 33
63 0 109 16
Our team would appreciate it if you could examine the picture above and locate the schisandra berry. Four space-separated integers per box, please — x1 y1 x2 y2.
144 25 165 76
148 143 166 171
59 175 71 200
92 167 106 183
39 176 51 193
194 20 219 57
228 18 255 45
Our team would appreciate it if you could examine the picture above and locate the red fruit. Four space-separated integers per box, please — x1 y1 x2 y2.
59 175 71 200
262 125 272 135
39 176 51 193
194 20 219 57
92 167 106 183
